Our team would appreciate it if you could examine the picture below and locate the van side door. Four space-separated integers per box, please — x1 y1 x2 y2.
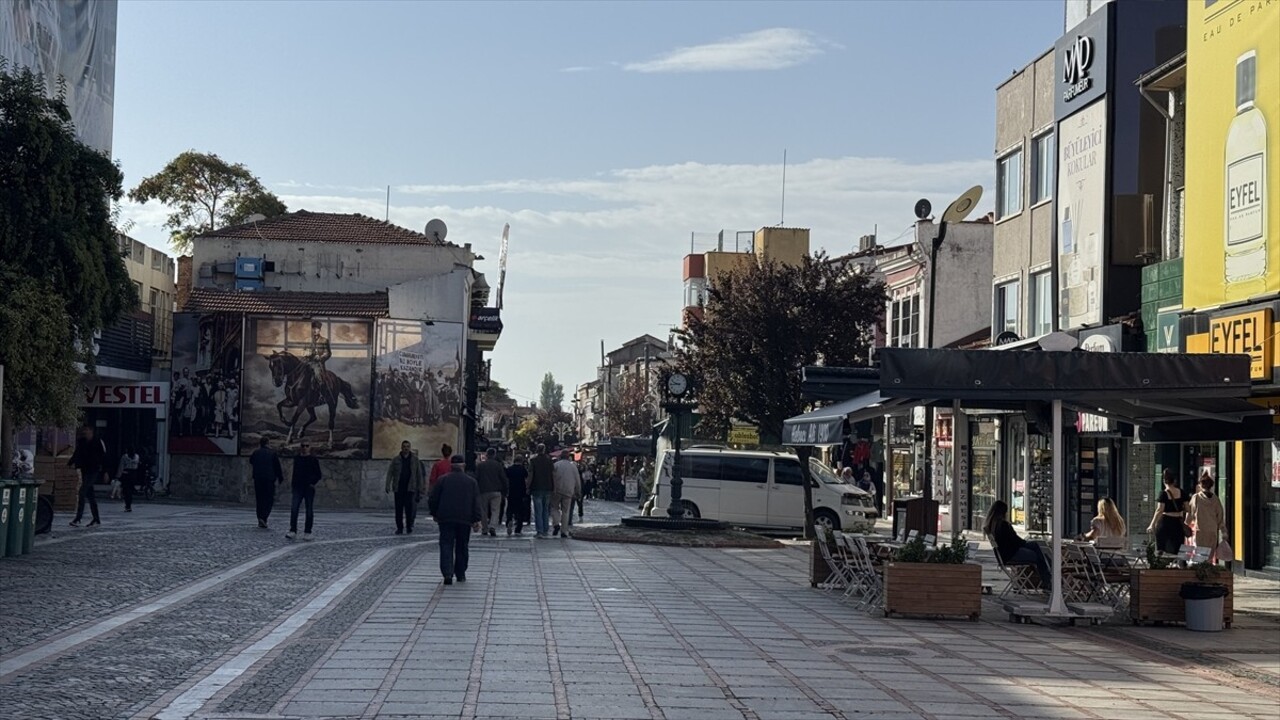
716 456 769 526
768 458 807 528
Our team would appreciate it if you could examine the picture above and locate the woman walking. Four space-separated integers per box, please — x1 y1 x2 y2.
117 447 142 512
1146 469 1186 554
1186 472 1228 562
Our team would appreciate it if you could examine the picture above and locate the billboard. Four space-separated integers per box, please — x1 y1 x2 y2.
1057 99 1108 330
0 1 117 153
372 321 464 459
170 314 243 455
241 318 373 458
1184 0 1278 307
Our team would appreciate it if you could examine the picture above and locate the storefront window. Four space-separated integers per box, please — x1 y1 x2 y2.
1003 418 1028 526
1265 442 1280 571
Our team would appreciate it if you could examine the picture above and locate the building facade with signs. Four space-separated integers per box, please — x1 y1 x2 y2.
1176 0 1280 575
167 212 498 509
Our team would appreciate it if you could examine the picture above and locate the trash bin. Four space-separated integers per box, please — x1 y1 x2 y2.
1180 581 1229 632
6 481 27 558
19 480 40 554
0 481 12 558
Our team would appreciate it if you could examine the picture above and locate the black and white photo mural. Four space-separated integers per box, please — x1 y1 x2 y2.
372 320 464 459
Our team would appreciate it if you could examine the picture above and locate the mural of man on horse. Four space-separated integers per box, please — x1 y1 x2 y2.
266 349 360 447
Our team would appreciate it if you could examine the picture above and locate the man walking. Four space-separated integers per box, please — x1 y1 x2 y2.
475 448 507 537
428 455 482 585
428 443 454 490
528 444 555 538
505 455 530 535
576 464 594 521
287 443 322 541
249 437 284 528
385 440 424 535
552 451 582 539
68 426 106 527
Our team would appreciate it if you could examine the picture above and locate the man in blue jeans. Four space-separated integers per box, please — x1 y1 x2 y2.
428 455 482 585
528 444 555 538
287 443 322 541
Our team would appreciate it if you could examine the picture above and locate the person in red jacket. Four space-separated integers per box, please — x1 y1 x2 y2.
428 443 454 490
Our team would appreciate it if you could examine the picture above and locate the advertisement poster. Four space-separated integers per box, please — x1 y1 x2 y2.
1184 0 1278 306
169 313 243 455
240 318 372 458
1057 99 1108 330
372 320 463 459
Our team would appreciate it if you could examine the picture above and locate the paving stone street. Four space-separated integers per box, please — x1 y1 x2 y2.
1 499 1277 720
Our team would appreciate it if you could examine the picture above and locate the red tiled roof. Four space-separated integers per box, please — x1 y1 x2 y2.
183 288 389 318
198 211 451 246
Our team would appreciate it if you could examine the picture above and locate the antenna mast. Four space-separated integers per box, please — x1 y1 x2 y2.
780 149 787 225
496 223 510 310
385 185 390 221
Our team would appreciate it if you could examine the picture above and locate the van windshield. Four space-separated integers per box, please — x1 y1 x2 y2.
808 459 847 485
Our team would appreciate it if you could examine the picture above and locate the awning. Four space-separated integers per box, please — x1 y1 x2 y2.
595 435 655 458
782 391 922 447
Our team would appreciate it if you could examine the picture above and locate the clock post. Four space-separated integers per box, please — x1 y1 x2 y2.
662 373 692 520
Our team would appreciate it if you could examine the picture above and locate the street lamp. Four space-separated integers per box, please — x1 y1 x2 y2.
918 186 982 523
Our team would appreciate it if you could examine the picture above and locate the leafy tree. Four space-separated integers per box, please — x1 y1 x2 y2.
128 150 286 254
675 252 885 535
512 407 575 450
539 372 564 413
482 379 513 404
0 63 138 465
606 372 657 437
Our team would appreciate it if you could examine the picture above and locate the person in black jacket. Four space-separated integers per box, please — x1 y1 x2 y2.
249 437 285 529
428 455 482 585
68 426 106 527
505 456 530 535
984 500 1051 589
287 443 322 541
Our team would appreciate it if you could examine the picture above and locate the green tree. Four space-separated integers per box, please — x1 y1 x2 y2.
482 379 513 404
539 372 564 413
605 372 657 437
128 150 286 254
0 63 138 465
675 252 885 535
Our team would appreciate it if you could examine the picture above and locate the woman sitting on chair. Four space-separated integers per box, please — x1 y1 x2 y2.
1079 497 1127 548
984 500 1051 590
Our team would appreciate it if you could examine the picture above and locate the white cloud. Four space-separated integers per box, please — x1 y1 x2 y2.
624 28 826 73
121 154 990 402
559 66 594 73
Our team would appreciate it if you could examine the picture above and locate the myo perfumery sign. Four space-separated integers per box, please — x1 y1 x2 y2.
1055 7 1109 118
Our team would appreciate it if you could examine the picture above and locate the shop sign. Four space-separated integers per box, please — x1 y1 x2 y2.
1155 311 1181 353
1054 8 1109 118
82 382 168 408
469 308 503 334
727 425 759 446
1209 309 1272 379
1076 327 1116 432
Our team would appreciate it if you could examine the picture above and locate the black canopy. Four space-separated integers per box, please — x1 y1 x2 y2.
595 435 655 458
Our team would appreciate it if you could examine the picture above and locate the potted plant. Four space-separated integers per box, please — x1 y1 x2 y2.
884 536 982 621
1130 542 1234 628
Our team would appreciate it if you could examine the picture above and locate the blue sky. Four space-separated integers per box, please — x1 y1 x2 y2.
115 0 1062 405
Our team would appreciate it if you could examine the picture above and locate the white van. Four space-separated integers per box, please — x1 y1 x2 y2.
645 447 877 532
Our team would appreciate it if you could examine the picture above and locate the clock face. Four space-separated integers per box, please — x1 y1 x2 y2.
667 373 688 397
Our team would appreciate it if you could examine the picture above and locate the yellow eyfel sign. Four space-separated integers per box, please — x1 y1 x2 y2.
1188 308 1275 379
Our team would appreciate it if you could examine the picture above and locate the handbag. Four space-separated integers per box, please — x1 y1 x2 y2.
1216 539 1233 560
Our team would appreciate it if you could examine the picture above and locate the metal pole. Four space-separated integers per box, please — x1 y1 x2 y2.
922 222 946 506
1049 398 1067 615
667 409 685 518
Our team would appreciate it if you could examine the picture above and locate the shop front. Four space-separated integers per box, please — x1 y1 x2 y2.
81 380 169 486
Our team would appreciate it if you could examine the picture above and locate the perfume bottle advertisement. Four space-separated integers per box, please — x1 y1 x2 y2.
1057 99 1107 330
1184 0 1278 306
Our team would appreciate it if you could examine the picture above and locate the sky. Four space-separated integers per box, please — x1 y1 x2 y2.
113 0 1063 406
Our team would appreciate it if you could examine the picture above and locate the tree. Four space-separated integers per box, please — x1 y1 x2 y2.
482 379 513 404
675 252 885 536
511 407 575 450
0 63 138 467
539 372 564 413
127 150 287 254
605 372 657 437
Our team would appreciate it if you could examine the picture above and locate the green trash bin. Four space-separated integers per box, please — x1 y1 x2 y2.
20 479 41 554
6 481 25 558
0 481 12 558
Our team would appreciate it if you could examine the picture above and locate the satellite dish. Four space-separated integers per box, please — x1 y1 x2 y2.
942 186 983 224
425 218 448 242
245 213 267 224
914 198 932 220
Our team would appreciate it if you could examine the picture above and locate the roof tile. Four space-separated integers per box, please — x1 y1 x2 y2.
183 288 389 318
198 211 450 246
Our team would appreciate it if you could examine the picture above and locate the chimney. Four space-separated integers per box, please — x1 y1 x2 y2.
176 256 193 310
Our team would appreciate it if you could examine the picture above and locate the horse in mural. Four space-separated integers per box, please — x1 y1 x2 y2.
265 351 360 445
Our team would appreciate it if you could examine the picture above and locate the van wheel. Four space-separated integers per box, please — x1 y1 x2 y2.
681 501 700 519
813 509 840 532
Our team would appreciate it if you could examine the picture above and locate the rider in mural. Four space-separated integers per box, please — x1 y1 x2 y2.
305 321 331 380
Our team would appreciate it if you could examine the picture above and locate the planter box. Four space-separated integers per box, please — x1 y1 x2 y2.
1131 568 1233 627
884 561 982 621
811 540 833 588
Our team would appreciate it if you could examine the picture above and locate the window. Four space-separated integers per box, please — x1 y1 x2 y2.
148 288 159 311
995 280 1021 336
889 293 920 348
1030 272 1052 337
678 455 721 481
773 460 806 486
721 457 769 484
133 240 145 262
1031 132 1055 204
997 148 1023 218
133 281 143 301
151 248 162 269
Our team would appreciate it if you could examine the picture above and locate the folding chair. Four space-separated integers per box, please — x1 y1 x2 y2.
814 526 853 593
991 542 1042 600
923 533 938 548
1080 544 1129 614
1061 544 1094 603
842 534 884 610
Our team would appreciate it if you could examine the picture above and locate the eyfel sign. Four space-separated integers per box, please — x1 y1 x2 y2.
82 382 169 408
1209 309 1273 380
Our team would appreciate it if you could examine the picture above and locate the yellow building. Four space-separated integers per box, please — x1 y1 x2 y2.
683 227 810 325
117 234 178 365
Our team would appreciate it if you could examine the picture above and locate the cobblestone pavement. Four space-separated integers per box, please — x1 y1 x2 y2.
1 500 1276 720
